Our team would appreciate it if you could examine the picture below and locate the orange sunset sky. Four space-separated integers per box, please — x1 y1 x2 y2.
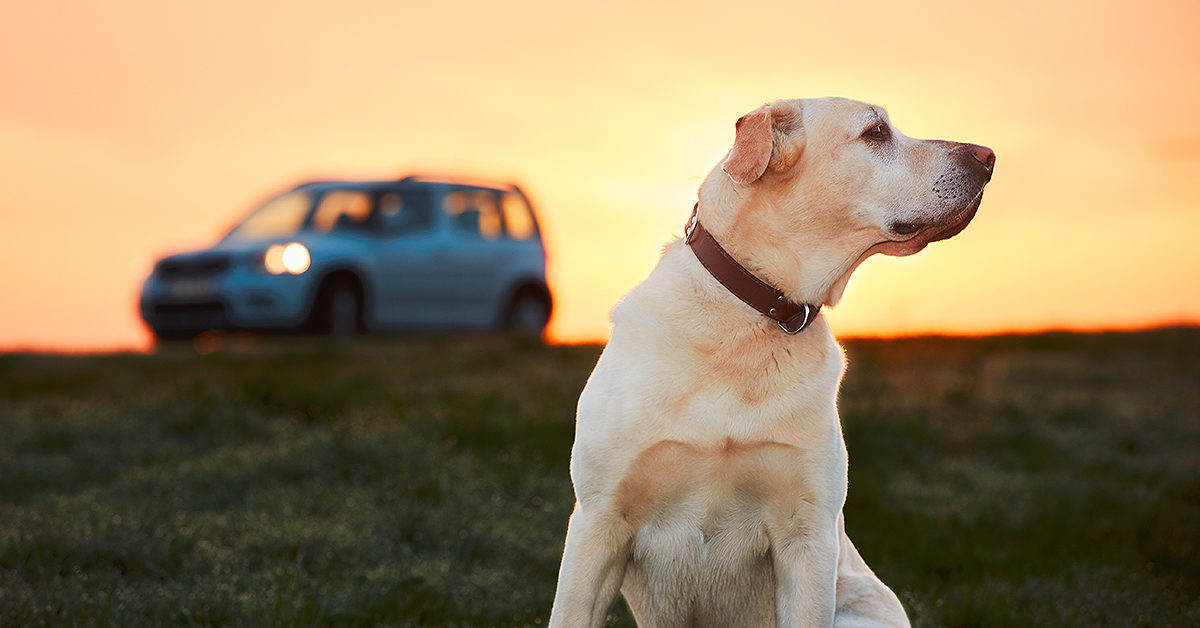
1 0 1198 350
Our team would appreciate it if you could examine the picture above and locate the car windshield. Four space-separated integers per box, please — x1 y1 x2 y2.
223 190 313 242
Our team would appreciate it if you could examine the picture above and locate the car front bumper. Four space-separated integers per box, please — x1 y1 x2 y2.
140 268 316 336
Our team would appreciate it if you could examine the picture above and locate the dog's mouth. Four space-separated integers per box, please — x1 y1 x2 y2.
877 190 985 256
924 193 983 243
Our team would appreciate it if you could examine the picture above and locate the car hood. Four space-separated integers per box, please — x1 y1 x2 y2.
154 232 371 268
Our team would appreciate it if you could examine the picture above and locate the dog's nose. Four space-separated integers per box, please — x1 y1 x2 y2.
967 144 995 171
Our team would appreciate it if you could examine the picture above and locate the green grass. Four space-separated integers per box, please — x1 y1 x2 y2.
1 330 1198 627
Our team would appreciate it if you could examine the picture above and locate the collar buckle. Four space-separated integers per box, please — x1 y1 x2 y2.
776 304 814 334
684 204 700 244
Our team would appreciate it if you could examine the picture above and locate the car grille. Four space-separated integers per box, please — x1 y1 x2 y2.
151 302 228 332
156 254 233 279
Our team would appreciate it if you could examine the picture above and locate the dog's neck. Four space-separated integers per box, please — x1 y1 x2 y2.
611 237 838 396
697 173 868 308
685 206 821 334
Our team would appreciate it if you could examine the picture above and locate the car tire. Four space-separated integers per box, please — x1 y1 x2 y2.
506 292 550 339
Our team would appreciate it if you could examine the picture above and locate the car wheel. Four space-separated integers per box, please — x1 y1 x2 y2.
506 293 549 339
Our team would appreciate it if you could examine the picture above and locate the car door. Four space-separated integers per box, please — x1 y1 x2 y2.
436 186 512 327
367 185 453 328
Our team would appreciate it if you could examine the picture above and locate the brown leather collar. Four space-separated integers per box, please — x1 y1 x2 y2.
685 204 821 334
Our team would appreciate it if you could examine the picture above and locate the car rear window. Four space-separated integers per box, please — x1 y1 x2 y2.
501 191 537 240
443 189 503 240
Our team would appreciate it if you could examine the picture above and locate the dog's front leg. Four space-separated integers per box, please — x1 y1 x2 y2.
549 502 631 628
771 514 840 628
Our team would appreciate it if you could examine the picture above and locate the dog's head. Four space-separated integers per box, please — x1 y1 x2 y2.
704 97 994 306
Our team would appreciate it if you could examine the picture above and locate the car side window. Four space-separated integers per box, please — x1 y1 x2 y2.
312 191 372 232
374 188 433 235
501 191 537 240
443 189 503 241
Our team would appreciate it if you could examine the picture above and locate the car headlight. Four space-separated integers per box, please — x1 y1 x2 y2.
264 242 310 275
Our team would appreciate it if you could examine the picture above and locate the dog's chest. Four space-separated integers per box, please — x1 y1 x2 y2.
611 437 835 623
613 438 823 544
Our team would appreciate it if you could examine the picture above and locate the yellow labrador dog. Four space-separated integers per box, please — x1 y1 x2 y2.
550 97 994 627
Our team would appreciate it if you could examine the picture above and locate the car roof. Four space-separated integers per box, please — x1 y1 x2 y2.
291 180 398 193
291 176 521 194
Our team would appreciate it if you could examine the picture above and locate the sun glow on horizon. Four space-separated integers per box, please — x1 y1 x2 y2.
1 0 1198 351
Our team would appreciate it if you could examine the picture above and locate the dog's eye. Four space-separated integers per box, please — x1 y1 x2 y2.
861 123 891 143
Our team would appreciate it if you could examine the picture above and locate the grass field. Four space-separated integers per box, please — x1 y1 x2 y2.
1 329 1198 627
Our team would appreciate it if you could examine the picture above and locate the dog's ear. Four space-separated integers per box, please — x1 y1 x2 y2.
722 108 774 185
721 101 804 185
